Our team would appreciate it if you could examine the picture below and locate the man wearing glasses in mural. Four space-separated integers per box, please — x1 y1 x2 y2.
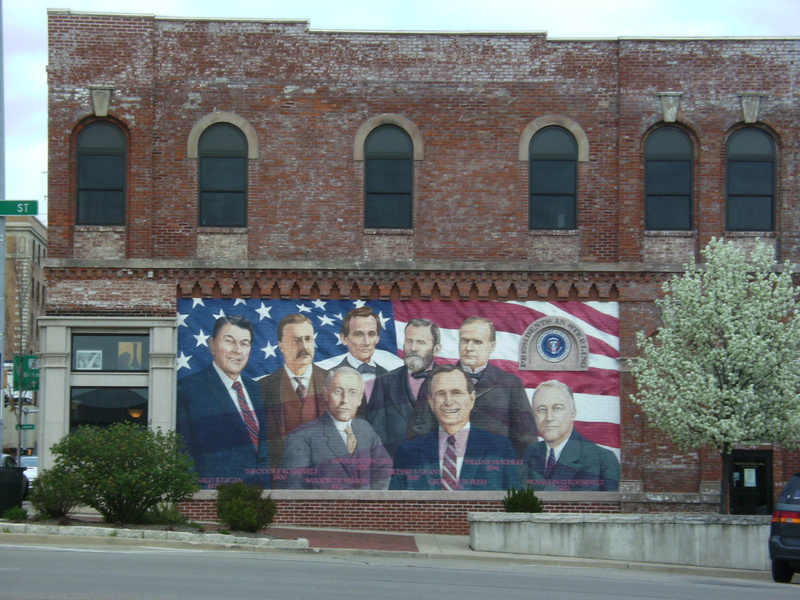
335 306 388 406
522 380 620 491
176 314 270 488
408 316 536 457
280 366 391 490
260 313 329 478
368 318 442 458
390 365 519 490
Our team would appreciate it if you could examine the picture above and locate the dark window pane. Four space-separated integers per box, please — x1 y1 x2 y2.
366 159 412 194
365 126 413 157
530 127 577 156
365 194 412 229
728 128 773 157
200 192 247 227
78 155 125 190
72 334 150 372
70 387 148 432
728 161 773 195
728 196 773 231
78 121 126 151
646 128 692 157
200 157 247 192
646 195 692 230
646 161 691 196
199 123 247 154
78 191 125 225
530 195 576 229
531 160 575 194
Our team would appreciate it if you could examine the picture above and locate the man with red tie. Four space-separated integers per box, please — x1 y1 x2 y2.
177 315 271 489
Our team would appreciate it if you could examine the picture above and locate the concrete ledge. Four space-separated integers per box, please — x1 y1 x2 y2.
468 512 771 571
0 522 308 549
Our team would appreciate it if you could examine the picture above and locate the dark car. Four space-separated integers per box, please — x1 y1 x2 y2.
769 472 800 583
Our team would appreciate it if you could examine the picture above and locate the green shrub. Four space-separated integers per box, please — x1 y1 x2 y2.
215 482 277 533
29 466 83 520
141 502 192 527
3 506 28 521
502 486 544 513
49 422 200 524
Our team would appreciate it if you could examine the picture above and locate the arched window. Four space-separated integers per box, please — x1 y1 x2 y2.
727 128 775 231
529 126 577 230
364 125 413 229
198 123 248 227
645 127 693 230
76 121 126 225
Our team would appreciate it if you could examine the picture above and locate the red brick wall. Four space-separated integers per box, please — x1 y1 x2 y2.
179 499 623 534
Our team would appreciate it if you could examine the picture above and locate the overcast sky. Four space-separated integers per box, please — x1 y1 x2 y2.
4 0 799 222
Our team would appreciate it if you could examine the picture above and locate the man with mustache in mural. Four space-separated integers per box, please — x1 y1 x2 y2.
407 316 536 457
367 318 442 458
260 313 329 481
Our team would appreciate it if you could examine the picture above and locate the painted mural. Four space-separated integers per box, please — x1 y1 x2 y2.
176 299 620 492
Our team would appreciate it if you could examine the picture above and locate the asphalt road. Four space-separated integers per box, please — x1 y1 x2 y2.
0 542 796 600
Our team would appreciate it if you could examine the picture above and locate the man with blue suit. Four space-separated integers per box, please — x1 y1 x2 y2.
176 315 270 489
368 318 441 457
390 365 520 491
521 380 619 491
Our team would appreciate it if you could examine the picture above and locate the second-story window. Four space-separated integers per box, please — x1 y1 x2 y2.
198 123 248 227
76 121 126 225
529 126 577 230
645 127 693 230
727 128 775 231
364 125 413 229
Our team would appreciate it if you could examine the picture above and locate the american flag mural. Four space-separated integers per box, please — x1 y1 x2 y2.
177 298 620 460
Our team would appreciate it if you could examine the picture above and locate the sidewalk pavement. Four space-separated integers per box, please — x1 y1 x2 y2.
2 516 773 582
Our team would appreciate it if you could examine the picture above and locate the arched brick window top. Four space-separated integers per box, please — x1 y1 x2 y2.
187 112 259 159
519 115 589 162
354 115 424 161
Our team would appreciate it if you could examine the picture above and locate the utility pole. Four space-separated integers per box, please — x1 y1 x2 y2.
0 0 7 454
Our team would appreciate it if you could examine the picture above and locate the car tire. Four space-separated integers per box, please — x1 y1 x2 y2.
772 559 794 583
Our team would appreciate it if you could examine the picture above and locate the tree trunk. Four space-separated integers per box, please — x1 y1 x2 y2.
719 442 731 514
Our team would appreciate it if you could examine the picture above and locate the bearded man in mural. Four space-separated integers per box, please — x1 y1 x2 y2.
407 316 536 456
334 306 388 406
390 365 520 490
260 313 329 480
280 366 391 490
176 314 271 488
368 318 442 458
522 380 620 491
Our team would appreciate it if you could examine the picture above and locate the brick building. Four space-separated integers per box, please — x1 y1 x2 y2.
40 9 800 532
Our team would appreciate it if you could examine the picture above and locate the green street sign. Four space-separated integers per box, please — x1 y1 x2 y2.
12 355 40 391
0 201 38 216
15 424 34 430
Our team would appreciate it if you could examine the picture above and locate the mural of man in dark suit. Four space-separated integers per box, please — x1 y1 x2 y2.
390 365 519 491
281 366 391 490
176 314 270 488
335 306 387 405
368 318 441 457
522 380 620 491
407 316 536 456
259 313 328 479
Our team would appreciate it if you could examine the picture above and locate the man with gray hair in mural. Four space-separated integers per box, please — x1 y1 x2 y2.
521 379 620 491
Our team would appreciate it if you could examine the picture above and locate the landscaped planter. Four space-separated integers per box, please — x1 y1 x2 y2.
469 512 771 571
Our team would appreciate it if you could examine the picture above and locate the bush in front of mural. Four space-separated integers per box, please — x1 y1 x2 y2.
502 487 544 513
29 466 83 520
48 422 200 524
215 482 277 532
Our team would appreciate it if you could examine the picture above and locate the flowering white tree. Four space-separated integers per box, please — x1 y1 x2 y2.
631 238 800 513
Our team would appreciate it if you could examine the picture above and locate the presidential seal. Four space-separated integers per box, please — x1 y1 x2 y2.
536 328 571 363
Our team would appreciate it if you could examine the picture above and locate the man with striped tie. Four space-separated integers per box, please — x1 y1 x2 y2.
390 365 519 491
176 315 271 489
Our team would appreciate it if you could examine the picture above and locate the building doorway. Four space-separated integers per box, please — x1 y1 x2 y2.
730 449 772 515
